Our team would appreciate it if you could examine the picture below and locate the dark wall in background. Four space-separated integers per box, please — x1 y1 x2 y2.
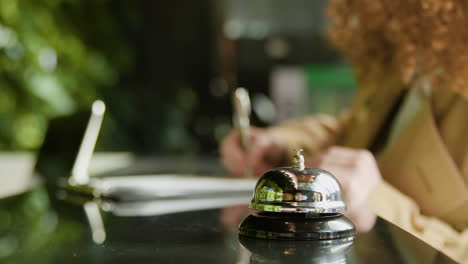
99 0 231 155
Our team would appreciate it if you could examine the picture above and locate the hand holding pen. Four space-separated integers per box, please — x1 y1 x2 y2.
222 88 287 178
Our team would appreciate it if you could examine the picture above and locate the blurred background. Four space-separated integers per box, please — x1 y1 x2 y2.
0 0 357 157
0 1 358 261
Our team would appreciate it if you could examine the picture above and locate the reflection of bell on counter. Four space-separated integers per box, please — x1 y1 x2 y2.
239 149 355 240
239 236 354 264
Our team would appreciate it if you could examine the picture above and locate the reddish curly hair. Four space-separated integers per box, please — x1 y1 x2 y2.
327 0 468 97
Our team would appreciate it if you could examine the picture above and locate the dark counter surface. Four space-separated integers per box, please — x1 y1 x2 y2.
0 187 457 264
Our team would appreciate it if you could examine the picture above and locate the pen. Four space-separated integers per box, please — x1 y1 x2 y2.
233 87 252 177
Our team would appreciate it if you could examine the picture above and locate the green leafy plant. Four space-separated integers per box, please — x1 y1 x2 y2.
0 0 131 150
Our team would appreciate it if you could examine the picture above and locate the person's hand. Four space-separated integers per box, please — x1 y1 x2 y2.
312 146 382 232
220 127 288 177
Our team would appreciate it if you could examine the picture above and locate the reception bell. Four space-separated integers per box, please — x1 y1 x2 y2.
239 149 355 240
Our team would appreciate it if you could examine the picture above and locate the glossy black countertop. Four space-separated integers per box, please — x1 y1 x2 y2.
0 187 457 264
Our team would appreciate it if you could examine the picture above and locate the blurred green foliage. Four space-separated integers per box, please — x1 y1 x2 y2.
0 0 131 150
0 188 86 263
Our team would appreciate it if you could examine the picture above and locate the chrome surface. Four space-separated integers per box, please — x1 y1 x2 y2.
292 148 305 171
239 236 354 264
239 213 355 240
250 151 346 214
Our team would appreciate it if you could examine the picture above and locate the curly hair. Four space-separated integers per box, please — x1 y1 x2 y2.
327 0 468 96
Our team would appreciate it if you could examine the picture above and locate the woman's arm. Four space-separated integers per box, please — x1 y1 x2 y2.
268 112 350 160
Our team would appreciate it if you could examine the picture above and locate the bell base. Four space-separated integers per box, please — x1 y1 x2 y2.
239 236 354 263
239 212 355 240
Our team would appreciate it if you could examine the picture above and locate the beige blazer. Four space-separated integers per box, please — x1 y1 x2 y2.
269 73 468 262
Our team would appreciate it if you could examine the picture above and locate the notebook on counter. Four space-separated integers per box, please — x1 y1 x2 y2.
34 100 255 204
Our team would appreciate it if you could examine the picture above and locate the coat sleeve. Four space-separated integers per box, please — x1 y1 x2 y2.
267 112 468 263
367 181 468 263
267 112 350 160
